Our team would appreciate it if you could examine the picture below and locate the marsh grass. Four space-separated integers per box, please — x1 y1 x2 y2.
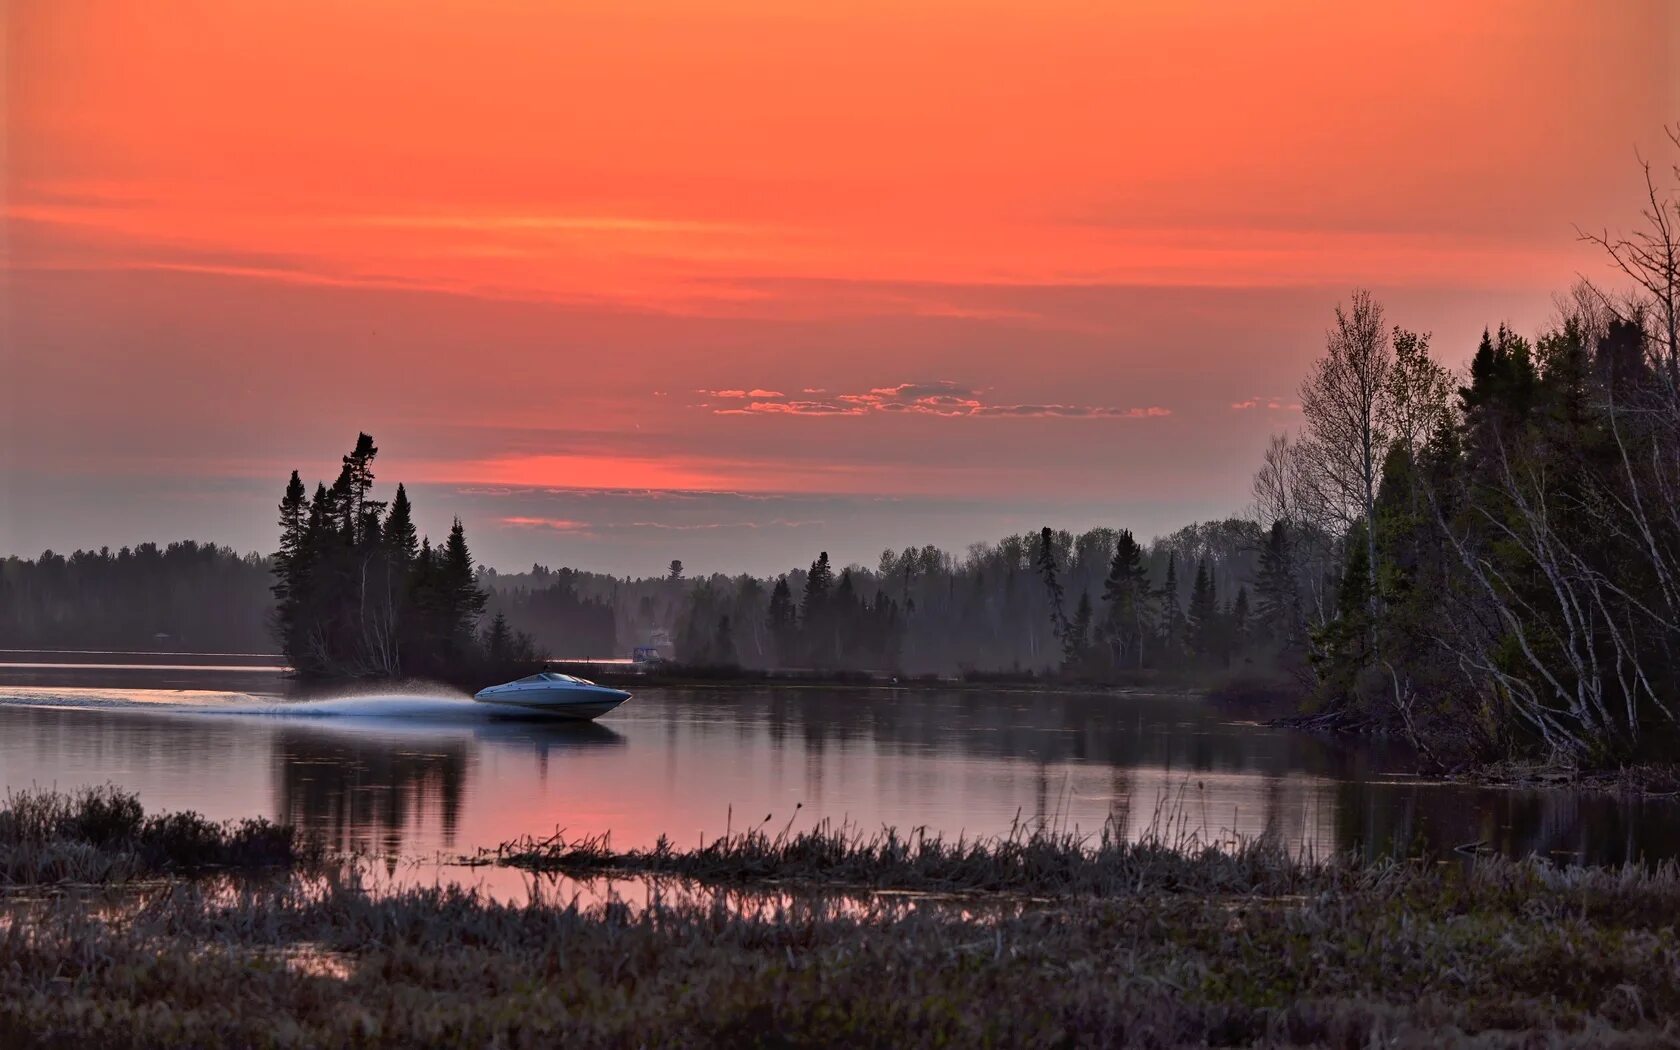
8 790 1680 1046
7 852 1680 1047
0 787 315 885
486 796 1346 899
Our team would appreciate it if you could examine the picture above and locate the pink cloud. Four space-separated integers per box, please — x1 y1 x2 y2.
710 380 1168 420
714 400 871 417
703 388 786 399
499 516 592 531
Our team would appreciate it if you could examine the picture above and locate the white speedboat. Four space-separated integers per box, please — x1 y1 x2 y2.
472 672 631 721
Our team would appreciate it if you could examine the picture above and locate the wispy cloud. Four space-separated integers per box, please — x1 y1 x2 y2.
1230 397 1299 411
497 515 817 533
701 388 787 399
499 516 592 531
708 380 1169 420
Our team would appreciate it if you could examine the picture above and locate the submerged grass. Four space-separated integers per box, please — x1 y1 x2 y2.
0 787 314 884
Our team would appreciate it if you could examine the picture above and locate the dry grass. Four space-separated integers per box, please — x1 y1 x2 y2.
7 790 1680 1046
6 856 1680 1047
0 787 314 884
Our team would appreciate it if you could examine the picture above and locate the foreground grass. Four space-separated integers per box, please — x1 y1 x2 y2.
0 787 311 884
8 857 1680 1047
7 792 1680 1046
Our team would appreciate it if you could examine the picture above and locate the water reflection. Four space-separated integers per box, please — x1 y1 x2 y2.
1 671 1678 870
272 721 624 858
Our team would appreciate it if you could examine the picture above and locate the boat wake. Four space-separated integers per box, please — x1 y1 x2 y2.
0 687 485 723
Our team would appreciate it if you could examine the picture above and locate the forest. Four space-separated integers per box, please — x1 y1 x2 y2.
0 542 272 651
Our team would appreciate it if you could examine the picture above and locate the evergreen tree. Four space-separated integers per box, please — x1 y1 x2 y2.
1157 554 1185 666
1255 520 1300 649
438 518 488 654
667 559 684 581
1187 558 1219 660
1035 527 1074 664
800 552 834 666
765 576 798 667
834 568 859 663
1100 528 1151 669
272 471 310 654
483 611 513 662
382 484 419 567
1312 522 1373 698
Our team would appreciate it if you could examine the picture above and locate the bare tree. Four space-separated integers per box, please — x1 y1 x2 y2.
1296 289 1393 613
1578 124 1680 389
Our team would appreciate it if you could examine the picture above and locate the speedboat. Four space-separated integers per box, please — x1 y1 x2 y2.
472 672 631 721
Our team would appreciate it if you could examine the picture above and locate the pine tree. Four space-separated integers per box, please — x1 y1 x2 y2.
1035 527 1073 664
766 576 798 667
1231 585 1251 654
337 433 385 545
801 552 834 666
1100 528 1151 669
1255 520 1299 648
438 518 487 656
382 484 419 567
483 611 513 662
1187 558 1219 660
1158 554 1185 666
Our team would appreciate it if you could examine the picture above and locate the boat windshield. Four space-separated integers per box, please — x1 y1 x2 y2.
527 672 596 685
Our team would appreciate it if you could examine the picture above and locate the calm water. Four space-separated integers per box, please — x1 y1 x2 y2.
2 650 1677 896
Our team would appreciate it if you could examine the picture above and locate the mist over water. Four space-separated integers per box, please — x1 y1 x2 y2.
4 653 1680 896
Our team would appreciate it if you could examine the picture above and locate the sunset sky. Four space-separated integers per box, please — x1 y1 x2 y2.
4 1 1676 575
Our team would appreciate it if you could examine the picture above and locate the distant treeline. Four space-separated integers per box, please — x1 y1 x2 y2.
478 565 617 659
658 520 1286 679
0 542 273 652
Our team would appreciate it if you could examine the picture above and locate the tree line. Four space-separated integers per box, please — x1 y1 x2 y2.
1238 129 1680 764
0 542 272 651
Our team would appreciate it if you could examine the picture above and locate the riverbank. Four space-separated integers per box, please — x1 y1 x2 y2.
548 659 1223 697
6 791 1680 1047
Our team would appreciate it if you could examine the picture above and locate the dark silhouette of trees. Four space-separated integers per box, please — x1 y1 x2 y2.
270 434 534 681
766 576 798 667
1101 529 1152 670
0 542 272 651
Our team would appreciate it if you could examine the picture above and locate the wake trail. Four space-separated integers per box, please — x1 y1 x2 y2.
0 688 487 723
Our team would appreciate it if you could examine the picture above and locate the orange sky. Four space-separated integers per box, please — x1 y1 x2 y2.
3 1 1676 573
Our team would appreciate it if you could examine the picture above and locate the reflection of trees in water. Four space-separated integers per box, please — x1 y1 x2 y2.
1329 779 1680 865
272 730 471 859
656 687 1680 865
269 722 627 860
667 687 1386 780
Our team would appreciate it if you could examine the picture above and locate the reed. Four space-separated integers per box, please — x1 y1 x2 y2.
486 796 1347 899
0 787 314 884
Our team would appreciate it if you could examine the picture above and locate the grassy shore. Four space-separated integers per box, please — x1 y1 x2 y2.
6 791 1680 1047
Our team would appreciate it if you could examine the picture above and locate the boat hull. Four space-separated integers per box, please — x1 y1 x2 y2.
470 682 632 721
472 694 629 721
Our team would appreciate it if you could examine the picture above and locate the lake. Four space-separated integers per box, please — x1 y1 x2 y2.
3 649 1677 897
